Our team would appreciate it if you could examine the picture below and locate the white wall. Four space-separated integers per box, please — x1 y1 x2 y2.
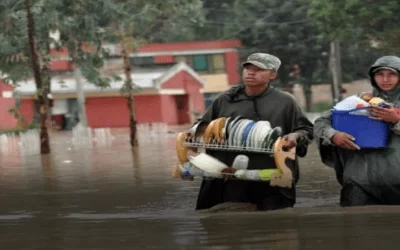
52 99 68 115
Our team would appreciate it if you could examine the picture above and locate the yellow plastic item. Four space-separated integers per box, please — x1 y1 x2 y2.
270 137 295 188
203 120 217 144
212 117 227 144
369 97 385 106
259 169 281 181
176 132 189 164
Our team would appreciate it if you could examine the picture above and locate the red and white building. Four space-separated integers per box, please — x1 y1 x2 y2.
0 40 242 129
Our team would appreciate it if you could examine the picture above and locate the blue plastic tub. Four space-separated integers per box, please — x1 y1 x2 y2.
331 107 390 148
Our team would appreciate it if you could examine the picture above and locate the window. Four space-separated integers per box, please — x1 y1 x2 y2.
1 91 13 98
130 56 154 66
211 54 225 73
192 55 208 71
174 53 226 74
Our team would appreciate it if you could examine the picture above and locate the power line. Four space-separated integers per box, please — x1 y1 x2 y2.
202 5 305 13
199 19 312 26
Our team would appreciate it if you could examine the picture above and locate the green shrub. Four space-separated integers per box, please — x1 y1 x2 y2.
0 123 39 135
313 101 333 112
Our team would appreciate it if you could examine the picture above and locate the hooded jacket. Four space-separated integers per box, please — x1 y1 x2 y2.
368 55 400 104
195 84 314 210
313 56 400 205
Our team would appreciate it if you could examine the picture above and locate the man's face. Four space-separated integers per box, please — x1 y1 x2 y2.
374 69 400 91
242 64 277 87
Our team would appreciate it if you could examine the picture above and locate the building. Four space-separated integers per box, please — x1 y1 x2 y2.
0 40 242 129
9 62 206 129
127 40 242 108
0 80 19 129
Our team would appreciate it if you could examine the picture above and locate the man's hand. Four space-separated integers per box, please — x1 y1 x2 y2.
331 132 360 150
221 167 236 179
282 133 299 150
369 105 400 124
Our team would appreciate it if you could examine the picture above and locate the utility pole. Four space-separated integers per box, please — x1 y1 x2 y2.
329 40 343 105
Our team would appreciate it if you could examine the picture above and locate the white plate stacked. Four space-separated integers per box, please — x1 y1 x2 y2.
225 116 282 150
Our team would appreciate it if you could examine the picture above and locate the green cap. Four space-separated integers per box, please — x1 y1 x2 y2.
242 53 281 71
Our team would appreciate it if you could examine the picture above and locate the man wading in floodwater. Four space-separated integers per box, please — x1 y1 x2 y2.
194 53 314 211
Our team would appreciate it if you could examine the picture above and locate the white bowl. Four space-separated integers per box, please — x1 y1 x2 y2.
189 153 228 178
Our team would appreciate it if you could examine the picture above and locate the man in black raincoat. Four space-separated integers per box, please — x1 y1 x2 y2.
314 56 400 206
195 53 314 211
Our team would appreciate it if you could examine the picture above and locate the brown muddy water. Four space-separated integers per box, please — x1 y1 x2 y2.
0 127 399 250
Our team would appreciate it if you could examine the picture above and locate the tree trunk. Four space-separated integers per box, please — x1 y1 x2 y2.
120 29 138 148
25 0 50 154
297 62 314 112
42 41 52 127
74 67 88 127
302 82 313 112
329 41 343 105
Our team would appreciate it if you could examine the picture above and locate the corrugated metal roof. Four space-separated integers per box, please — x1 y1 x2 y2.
14 71 165 95
13 62 207 96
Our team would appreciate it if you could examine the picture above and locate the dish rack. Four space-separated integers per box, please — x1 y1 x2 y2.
175 118 296 188
182 140 274 155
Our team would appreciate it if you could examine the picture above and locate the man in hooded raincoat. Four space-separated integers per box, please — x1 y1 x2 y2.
195 53 314 211
314 55 400 206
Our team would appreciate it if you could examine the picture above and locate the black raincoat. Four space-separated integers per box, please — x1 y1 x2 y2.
195 84 313 210
314 56 400 206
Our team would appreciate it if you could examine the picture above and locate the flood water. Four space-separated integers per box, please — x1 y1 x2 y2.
0 127 399 250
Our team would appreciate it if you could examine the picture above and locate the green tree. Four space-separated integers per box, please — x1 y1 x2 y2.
1 0 204 153
308 0 400 103
0 0 116 154
192 0 236 40
223 0 329 111
308 0 400 53
104 0 204 147
195 0 395 110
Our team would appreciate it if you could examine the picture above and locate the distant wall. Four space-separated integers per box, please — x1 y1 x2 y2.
292 79 371 109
